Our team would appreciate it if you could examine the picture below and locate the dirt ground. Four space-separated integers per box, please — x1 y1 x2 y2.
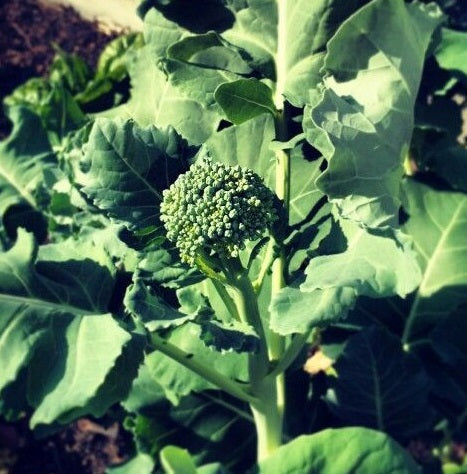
0 0 121 138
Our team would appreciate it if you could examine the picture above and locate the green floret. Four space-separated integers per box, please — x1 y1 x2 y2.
160 157 277 267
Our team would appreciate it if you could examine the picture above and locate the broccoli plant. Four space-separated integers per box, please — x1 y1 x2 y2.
1 0 467 473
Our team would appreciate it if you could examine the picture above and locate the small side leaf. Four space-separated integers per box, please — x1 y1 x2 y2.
214 79 276 124
160 446 197 474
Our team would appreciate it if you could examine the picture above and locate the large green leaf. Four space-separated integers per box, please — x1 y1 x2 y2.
82 118 194 231
100 46 220 145
305 0 443 227
29 313 133 427
0 107 55 219
0 230 141 426
270 216 421 335
326 326 433 438
401 179 467 339
255 427 419 473
222 0 370 106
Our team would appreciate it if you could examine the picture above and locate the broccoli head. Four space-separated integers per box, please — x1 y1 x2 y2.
160 157 277 266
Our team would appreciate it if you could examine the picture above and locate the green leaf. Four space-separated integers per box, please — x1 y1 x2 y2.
255 427 420 473
200 319 259 353
270 285 356 336
124 392 254 470
222 0 370 106
204 114 276 185
305 0 443 227
124 279 201 330
326 326 433 438
160 446 197 474
435 28 467 81
48 49 93 94
168 32 251 74
270 216 421 335
165 59 238 108
164 32 250 108
0 230 143 426
204 114 326 226
135 248 203 289
0 107 55 218
29 313 132 427
107 453 155 474
5 81 87 147
214 79 276 124
100 46 220 145
76 33 144 105
82 118 194 231
401 179 467 338
145 323 248 404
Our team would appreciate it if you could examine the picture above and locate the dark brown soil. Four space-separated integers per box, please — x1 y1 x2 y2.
0 0 120 137
0 416 132 474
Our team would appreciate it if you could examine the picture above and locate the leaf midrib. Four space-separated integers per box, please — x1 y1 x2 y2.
419 198 466 296
0 293 98 317
0 161 37 208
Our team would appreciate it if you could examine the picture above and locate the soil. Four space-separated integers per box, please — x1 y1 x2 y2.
0 0 121 138
0 415 133 474
0 1 133 472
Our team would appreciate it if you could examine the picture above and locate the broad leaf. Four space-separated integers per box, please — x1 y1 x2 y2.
164 33 247 108
0 230 141 426
401 179 467 338
101 46 220 144
255 427 419 473
29 313 133 427
0 107 55 219
204 114 276 186
270 216 421 335
222 0 370 106
326 326 433 438
82 118 194 231
305 0 443 227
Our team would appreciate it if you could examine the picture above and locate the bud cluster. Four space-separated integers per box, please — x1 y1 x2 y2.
160 157 277 266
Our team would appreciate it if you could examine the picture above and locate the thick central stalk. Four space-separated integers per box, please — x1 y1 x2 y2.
230 274 283 460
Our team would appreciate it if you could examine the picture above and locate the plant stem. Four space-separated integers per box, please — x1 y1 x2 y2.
265 332 309 381
401 291 421 348
228 273 284 460
149 333 257 405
